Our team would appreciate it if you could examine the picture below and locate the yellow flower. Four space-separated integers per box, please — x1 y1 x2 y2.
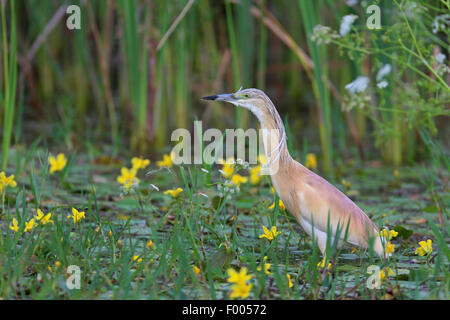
230 174 248 187
287 274 293 288
219 158 235 178
379 267 394 282
133 255 142 263
256 256 271 275
9 218 19 233
193 266 200 275
230 282 252 299
259 225 281 241
317 257 332 269
164 187 183 198
117 167 139 191
24 218 36 233
341 179 351 190
227 267 253 299
249 165 262 185
227 267 252 285
378 228 398 242
35 209 54 225
0 171 17 193
55 261 61 268
305 153 317 170
108 230 113 237
48 153 67 174
67 207 85 224
131 157 150 171
156 152 174 168
146 240 155 249
415 239 433 256
394 169 399 179
257 154 267 165
269 199 285 211
385 241 395 257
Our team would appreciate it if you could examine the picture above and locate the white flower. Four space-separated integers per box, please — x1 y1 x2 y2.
377 80 388 89
345 76 370 94
199 192 208 198
150 184 159 191
339 14 358 36
376 64 392 81
346 0 359 6
201 168 209 173
436 53 446 64
432 14 450 34
311 25 339 45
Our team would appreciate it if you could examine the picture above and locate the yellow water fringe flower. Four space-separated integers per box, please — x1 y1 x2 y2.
393 169 399 179
48 153 67 174
133 255 142 263
287 274 293 288
36 209 54 225
317 257 332 269
259 225 281 241
0 171 17 193
257 256 271 275
379 267 394 282
230 174 248 187
249 165 262 185
269 199 285 211
9 218 19 233
341 179 351 190
227 267 252 285
230 281 252 299
219 158 235 178
67 207 85 223
305 153 317 170
131 157 150 171
164 187 183 198
379 228 398 242
415 239 433 256
193 266 200 275
257 154 267 165
385 241 395 257
156 152 174 168
117 167 139 191
146 240 155 249
24 218 36 233
227 267 253 299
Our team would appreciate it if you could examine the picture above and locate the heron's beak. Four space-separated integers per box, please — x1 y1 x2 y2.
201 93 236 102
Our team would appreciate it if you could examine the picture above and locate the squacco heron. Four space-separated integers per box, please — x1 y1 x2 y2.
202 88 384 257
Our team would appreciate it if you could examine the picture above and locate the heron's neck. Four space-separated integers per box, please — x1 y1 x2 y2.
257 108 292 173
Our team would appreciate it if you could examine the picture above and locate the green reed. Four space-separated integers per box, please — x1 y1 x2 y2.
298 0 333 174
117 0 149 152
1 1 17 171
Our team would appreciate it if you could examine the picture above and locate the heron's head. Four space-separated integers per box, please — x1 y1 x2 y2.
201 88 272 121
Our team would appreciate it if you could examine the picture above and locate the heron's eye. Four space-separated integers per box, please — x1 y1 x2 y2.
244 94 250 98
